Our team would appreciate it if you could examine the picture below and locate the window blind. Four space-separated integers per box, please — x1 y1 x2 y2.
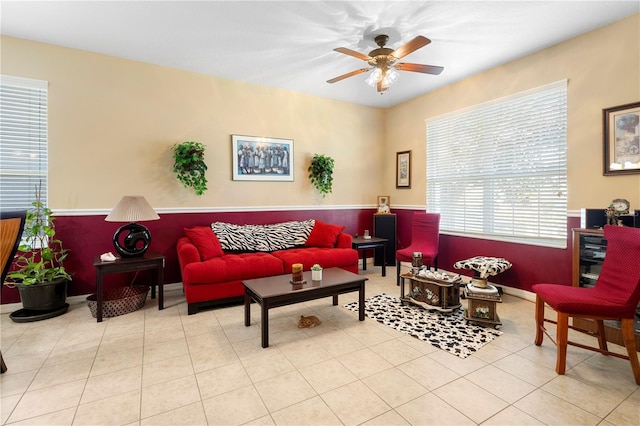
0 75 48 210
426 80 567 248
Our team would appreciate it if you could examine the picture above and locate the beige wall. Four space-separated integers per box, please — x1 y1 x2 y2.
2 13 639 212
1 36 385 210
386 13 640 211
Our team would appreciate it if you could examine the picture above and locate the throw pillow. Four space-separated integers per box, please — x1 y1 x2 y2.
305 220 345 248
184 226 224 260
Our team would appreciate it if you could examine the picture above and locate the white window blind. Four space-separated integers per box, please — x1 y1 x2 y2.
0 75 48 210
426 80 567 248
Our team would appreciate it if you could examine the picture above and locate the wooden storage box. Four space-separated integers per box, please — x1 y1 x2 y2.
403 273 461 312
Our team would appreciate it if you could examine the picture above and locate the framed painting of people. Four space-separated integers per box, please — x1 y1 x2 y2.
232 135 294 181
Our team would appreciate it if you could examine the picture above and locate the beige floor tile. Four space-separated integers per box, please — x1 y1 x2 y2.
270 395 342 425
277 338 333 369
91 346 144 377
189 343 239 373
321 380 390 425
493 353 557 386
74 389 141 425
397 355 460 390
201 385 268 425
142 354 195 387
298 358 358 394
482 405 545 425
0 368 37 397
361 409 410 425
427 347 488 376
28 356 94 391
141 401 208 425
143 336 189 364
369 337 423 366
542 374 625 417
140 375 202 419
310 329 366 356
433 377 509 424
8 407 76 425
253 370 317 412
240 348 296 382
338 347 393 378
466 364 536 404
1 393 22 424
196 361 252 400
81 365 143 404
186 330 231 353
44 341 100 367
604 387 640 426
7 379 85 423
514 388 602 425
0 352 47 374
395 392 475 425
362 367 428 407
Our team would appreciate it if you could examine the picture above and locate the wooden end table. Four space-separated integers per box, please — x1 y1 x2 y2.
351 236 387 276
92 252 165 322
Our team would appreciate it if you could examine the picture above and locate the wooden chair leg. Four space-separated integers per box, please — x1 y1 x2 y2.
595 319 609 352
556 312 569 375
534 295 545 346
621 318 640 385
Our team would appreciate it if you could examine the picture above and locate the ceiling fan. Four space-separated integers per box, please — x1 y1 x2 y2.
327 34 444 93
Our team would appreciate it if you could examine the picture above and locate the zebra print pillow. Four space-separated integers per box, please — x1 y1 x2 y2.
212 220 315 252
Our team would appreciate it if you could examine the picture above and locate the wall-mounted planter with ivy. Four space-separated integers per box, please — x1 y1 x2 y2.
308 154 334 197
172 141 208 196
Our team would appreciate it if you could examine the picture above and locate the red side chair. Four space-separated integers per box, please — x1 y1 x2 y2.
396 212 440 286
532 225 640 385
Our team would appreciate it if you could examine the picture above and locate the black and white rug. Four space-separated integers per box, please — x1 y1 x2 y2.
344 293 502 359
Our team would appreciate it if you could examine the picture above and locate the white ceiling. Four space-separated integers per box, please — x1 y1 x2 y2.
2 1 638 108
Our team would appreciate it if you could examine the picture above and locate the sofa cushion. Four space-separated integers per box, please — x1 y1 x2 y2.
272 247 358 272
183 252 285 284
305 220 345 248
212 220 314 252
184 227 224 260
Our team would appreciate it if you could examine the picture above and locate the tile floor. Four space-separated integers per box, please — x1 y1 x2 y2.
1 267 639 425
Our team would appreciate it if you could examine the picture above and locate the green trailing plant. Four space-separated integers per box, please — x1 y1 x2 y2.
7 186 71 286
172 141 208 195
308 154 335 197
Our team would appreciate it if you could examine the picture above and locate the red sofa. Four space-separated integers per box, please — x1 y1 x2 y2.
177 220 359 314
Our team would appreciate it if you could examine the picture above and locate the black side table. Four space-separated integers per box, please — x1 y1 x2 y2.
352 236 388 276
92 252 165 322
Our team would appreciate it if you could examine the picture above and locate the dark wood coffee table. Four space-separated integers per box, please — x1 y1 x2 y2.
243 267 367 348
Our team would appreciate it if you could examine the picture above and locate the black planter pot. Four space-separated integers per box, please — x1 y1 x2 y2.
12 278 69 322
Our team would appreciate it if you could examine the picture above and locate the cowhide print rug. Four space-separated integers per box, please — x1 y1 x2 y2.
344 293 502 359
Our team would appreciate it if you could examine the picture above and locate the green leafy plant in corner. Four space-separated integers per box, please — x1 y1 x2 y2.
308 154 335 197
6 185 71 286
172 141 208 196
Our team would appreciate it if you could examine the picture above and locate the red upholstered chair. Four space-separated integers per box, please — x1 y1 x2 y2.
396 212 440 285
532 225 640 385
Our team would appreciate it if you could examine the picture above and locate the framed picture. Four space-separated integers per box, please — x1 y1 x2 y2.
232 135 294 181
603 101 640 175
377 195 391 213
396 150 411 188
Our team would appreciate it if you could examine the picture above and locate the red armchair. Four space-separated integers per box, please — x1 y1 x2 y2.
532 225 640 385
396 212 440 285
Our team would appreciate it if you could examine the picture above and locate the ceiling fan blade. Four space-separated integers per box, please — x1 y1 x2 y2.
327 68 370 84
391 36 431 59
396 62 444 75
334 47 371 62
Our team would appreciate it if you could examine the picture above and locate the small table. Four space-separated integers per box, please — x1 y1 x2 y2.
399 272 462 313
243 268 367 348
463 285 503 328
351 236 388 276
93 252 165 322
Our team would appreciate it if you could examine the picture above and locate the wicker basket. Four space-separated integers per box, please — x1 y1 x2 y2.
86 285 149 318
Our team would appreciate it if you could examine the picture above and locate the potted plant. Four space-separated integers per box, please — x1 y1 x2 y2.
6 186 71 317
172 141 208 195
308 154 334 197
311 263 323 281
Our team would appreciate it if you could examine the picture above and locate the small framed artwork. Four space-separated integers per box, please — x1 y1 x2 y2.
232 135 294 181
396 150 411 188
377 195 391 213
603 101 640 175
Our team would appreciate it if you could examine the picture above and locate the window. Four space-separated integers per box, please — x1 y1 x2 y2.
426 80 567 248
0 75 48 210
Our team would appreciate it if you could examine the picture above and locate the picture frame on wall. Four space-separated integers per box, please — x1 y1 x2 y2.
232 135 294 181
603 101 640 176
377 195 391 213
396 150 411 188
